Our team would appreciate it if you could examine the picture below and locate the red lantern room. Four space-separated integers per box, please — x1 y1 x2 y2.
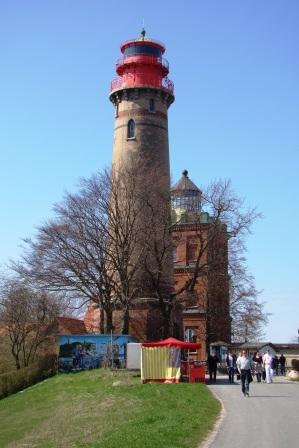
110 28 174 95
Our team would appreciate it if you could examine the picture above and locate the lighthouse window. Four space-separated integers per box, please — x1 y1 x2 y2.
149 98 155 112
127 119 135 139
124 45 162 58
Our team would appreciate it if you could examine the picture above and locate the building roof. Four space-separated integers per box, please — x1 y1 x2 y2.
171 170 201 194
142 337 201 349
230 341 299 352
182 306 206 315
55 317 87 335
210 341 230 347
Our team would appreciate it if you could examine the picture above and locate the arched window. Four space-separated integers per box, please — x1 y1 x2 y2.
149 98 155 112
187 241 197 263
127 119 135 139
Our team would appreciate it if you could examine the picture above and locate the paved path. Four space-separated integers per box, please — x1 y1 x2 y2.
204 375 299 448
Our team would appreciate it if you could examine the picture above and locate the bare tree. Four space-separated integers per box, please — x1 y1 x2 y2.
12 170 118 333
229 251 269 342
186 179 260 290
0 280 60 369
138 183 174 338
106 165 147 334
11 167 266 344
11 167 148 334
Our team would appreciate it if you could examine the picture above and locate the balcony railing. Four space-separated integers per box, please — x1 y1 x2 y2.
120 37 165 51
110 77 123 91
110 76 174 95
162 77 174 94
116 55 169 72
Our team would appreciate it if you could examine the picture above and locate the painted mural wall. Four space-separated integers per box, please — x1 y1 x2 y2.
58 334 135 371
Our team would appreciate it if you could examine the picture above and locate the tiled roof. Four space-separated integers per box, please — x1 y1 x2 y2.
56 317 87 335
1 317 87 336
230 342 299 351
210 340 230 346
171 170 201 194
183 306 206 314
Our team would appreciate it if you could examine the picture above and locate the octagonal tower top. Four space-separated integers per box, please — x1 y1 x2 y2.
110 29 174 97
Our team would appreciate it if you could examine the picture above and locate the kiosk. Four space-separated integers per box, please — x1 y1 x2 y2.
141 337 204 383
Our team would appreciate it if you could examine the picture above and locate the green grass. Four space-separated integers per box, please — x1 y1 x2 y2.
0 369 220 448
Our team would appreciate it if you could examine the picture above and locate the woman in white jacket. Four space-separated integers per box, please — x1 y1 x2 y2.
263 351 274 384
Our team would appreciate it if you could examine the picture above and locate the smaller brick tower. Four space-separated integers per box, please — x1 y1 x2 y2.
171 170 231 357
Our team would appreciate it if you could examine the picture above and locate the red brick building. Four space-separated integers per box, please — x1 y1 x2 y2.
171 170 231 358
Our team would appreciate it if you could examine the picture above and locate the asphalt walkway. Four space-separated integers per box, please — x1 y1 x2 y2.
203 375 298 448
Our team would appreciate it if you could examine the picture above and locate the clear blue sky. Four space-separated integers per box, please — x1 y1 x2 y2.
1 1 298 342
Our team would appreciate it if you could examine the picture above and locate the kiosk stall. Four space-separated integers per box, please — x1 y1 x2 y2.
141 337 205 383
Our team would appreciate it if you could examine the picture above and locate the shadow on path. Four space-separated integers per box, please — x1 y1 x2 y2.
249 395 289 398
205 379 237 386
205 375 299 448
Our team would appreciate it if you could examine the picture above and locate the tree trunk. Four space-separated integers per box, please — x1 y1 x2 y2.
121 307 130 334
161 301 172 339
99 307 105 334
105 308 113 334
11 345 21 370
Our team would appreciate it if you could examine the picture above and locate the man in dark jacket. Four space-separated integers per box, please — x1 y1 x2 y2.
226 351 237 383
207 351 220 382
279 354 286 375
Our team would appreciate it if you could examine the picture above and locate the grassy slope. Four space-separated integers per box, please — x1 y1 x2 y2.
0 370 220 448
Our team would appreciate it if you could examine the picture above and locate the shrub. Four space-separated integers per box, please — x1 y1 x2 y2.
291 359 299 372
0 354 57 399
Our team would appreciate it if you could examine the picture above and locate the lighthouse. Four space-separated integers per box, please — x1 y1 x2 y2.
109 29 175 338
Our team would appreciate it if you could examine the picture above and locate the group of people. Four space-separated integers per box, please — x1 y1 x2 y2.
206 350 287 398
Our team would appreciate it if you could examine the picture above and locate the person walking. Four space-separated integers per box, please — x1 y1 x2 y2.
226 351 237 384
263 350 274 383
279 354 286 376
207 351 220 383
236 350 252 397
272 355 279 375
252 351 263 383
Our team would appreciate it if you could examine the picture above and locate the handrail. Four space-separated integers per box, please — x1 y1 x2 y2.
116 55 169 71
162 77 174 93
110 76 174 94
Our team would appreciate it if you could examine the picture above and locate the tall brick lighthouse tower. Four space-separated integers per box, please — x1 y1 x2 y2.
108 29 175 339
